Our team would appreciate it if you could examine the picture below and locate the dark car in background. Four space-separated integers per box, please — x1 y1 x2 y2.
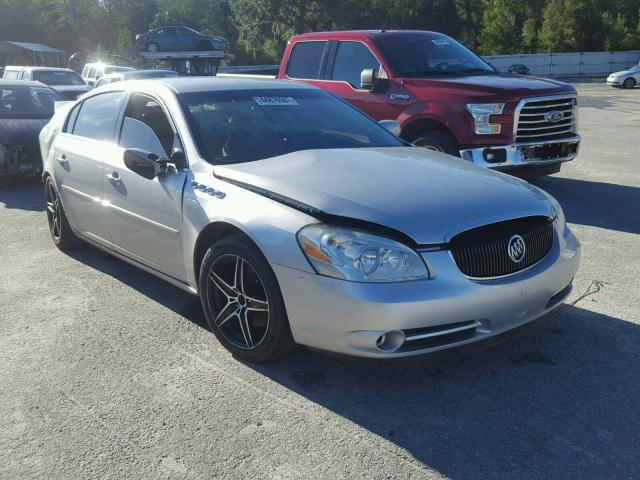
94 69 180 88
508 64 531 75
136 26 227 53
2 66 91 99
0 79 64 180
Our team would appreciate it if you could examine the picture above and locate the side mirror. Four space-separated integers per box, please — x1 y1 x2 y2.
124 148 165 179
379 119 401 137
360 68 377 91
170 148 187 170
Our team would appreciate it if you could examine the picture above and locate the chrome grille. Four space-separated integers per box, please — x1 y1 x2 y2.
450 216 554 278
515 96 577 142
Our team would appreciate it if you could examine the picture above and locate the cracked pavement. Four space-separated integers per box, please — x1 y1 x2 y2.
1 82 639 479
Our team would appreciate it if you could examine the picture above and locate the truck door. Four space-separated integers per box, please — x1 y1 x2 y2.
325 41 391 120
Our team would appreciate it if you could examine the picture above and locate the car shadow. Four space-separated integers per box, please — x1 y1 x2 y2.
62 243 639 479
532 176 640 234
248 305 640 479
0 179 45 212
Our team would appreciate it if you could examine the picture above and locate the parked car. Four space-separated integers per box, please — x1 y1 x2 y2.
81 63 134 87
2 66 90 100
40 77 580 361
94 69 179 88
508 64 531 75
276 30 581 178
136 26 227 53
607 64 639 88
1 79 64 180
0 67 4 78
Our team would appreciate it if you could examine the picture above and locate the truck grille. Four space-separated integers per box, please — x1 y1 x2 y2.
450 216 554 278
515 96 577 143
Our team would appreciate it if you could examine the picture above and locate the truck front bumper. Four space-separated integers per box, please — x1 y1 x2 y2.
459 135 580 172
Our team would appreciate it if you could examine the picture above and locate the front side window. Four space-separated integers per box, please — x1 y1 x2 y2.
286 41 327 79
179 88 403 165
375 33 494 78
72 92 126 141
0 86 63 118
331 42 382 88
3 70 19 80
88 67 97 78
119 93 176 157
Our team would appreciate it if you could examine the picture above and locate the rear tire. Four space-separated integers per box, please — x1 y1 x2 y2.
199 234 296 362
623 78 636 89
198 41 213 51
411 131 458 155
45 177 82 250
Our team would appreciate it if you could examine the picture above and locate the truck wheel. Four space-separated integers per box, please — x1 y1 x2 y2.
146 42 159 53
199 234 296 362
45 177 82 250
623 78 636 89
412 131 458 156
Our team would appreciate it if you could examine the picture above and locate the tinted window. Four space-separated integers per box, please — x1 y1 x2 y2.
73 92 125 140
332 42 381 88
375 33 494 77
33 70 85 86
179 88 403 165
119 93 176 157
64 103 81 133
286 41 327 79
0 87 63 118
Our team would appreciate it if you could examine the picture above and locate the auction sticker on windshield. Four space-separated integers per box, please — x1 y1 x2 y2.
253 96 298 106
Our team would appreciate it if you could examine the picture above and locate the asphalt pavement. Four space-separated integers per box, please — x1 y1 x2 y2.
1 82 639 480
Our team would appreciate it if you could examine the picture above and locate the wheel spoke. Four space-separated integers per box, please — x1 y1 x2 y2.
238 310 254 348
215 301 238 327
209 271 236 299
246 296 268 312
234 257 244 293
47 202 55 213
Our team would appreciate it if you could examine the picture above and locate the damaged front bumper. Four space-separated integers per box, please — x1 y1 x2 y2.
0 144 43 178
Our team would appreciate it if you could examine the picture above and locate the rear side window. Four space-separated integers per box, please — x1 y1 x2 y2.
88 67 96 78
3 69 19 79
72 92 125 141
331 42 382 88
286 41 327 79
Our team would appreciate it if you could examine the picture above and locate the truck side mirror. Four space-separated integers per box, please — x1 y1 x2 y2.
361 68 389 93
360 68 377 91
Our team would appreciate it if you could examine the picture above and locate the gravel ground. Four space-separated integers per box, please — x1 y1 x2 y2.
1 82 639 480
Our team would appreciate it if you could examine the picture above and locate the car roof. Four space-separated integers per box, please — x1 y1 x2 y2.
139 76 316 93
0 78 50 88
290 30 442 41
10 66 74 72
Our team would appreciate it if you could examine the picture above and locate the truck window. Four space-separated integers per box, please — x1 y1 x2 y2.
286 41 327 80
3 69 19 80
331 42 382 89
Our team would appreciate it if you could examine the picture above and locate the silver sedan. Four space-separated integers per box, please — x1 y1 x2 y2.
607 64 640 88
39 77 580 361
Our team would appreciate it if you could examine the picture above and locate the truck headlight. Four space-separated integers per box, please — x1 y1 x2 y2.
466 103 505 134
297 224 429 282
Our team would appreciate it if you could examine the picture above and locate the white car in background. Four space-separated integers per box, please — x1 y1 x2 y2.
607 64 640 88
2 66 91 100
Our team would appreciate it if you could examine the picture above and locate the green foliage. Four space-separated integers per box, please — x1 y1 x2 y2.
0 0 638 64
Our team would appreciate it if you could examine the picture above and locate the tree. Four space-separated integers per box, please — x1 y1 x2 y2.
479 0 523 54
538 0 577 52
522 18 538 53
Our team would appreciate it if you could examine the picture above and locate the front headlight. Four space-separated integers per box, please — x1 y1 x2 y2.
297 224 429 282
466 103 505 134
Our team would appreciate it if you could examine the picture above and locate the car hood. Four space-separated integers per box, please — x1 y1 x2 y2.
0 118 49 144
215 147 553 245
404 74 575 100
609 70 634 77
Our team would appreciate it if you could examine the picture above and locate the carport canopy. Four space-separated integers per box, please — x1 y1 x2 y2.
0 41 66 67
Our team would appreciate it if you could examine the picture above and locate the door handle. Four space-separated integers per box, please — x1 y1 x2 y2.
105 172 121 183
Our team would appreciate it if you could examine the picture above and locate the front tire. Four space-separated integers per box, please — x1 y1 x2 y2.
198 41 213 51
623 78 636 89
45 177 82 250
411 131 458 155
146 42 159 53
199 234 295 362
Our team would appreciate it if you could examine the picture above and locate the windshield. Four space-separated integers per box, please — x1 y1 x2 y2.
0 86 63 118
375 33 495 78
32 70 85 86
180 88 404 164
630 65 640 72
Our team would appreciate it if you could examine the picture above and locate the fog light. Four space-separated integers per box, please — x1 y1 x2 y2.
483 148 506 163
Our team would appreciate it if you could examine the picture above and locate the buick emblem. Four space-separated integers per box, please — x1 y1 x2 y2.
545 110 564 123
507 235 526 263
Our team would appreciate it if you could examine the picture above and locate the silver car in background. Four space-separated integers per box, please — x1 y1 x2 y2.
40 78 580 362
607 64 640 88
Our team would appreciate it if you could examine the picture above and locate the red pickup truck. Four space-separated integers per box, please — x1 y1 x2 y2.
276 30 581 177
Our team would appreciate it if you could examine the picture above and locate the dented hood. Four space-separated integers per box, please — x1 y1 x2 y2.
216 147 554 245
